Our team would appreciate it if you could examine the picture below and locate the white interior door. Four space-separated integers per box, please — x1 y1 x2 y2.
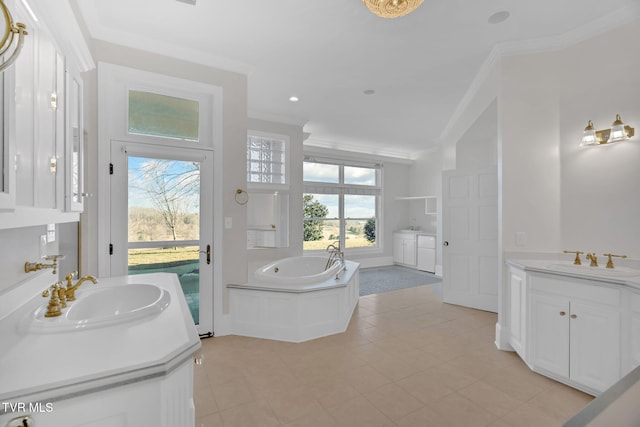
442 168 498 312
110 141 214 336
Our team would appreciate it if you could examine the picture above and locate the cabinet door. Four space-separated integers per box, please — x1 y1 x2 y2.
508 269 526 357
403 238 416 266
529 293 569 378
570 301 621 392
393 235 403 264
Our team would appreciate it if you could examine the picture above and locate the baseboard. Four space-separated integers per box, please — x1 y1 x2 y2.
435 264 443 277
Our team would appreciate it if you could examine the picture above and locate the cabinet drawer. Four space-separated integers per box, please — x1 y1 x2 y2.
530 273 620 306
632 293 640 312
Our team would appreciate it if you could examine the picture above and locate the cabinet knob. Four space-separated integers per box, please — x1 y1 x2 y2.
570 314 577 319
443 241 449 247
559 311 566 316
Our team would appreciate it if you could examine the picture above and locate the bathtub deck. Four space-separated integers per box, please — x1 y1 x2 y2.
227 260 359 343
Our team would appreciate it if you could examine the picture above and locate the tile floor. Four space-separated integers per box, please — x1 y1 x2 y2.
194 285 593 426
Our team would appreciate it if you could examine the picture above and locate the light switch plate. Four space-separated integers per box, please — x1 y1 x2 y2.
224 217 232 229
515 231 526 246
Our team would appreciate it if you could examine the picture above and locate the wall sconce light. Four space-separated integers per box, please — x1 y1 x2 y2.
580 114 635 146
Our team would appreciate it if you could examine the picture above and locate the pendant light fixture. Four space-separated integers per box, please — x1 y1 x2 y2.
362 0 424 19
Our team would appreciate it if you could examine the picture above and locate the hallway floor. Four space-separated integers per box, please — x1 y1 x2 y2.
194 285 592 426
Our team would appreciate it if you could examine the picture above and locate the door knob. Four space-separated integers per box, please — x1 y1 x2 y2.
443 241 449 246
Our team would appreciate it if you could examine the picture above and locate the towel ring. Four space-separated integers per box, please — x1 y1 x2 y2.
235 188 249 205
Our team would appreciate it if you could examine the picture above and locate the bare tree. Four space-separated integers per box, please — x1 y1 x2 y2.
131 159 199 244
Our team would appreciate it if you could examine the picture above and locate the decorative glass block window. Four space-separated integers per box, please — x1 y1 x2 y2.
128 90 199 141
247 133 287 185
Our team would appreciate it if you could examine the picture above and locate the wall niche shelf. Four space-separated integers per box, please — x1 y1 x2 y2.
395 196 437 215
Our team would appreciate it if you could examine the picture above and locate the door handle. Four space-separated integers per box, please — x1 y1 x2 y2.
200 245 211 265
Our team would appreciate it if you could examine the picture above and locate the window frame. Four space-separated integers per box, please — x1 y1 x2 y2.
303 156 382 254
123 82 215 149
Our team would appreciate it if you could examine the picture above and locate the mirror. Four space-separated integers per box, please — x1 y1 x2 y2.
67 73 83 211
247 191 289 248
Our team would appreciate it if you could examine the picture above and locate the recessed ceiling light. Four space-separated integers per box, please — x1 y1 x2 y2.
176 0 196 5
363 89 376 95
488 10 510 24
289 96 299 102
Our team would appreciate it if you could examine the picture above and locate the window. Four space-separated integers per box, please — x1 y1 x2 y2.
128 90 199 141
247 133 287 185
303 157 381 252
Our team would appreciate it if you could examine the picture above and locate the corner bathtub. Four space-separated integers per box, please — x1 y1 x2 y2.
253 255 343 285
228 257 360 343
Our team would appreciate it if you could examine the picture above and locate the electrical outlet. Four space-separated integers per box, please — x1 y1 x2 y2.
224 217 232 229
47 224 56 242
40 235 47 258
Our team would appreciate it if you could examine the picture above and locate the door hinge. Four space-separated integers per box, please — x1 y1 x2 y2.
109 163 114 175
109 243 113 255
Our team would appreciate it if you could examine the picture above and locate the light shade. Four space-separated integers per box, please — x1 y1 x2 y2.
607 114 630 143
362 0 424 19
580 120 600 146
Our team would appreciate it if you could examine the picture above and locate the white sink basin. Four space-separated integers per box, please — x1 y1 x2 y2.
546 264 640 278
27 284 170 333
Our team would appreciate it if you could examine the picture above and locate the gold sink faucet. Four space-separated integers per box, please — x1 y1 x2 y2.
64 271 98 301
586 253 598 267
563 250 584 265
41 281 65 317
604 253 627 269
24 254 65 275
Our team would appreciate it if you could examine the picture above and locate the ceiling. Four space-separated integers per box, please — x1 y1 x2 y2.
73 0 640 159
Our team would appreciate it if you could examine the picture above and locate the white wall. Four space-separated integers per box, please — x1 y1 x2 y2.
500 50 563 254
557 21 640 259
0 225 60 293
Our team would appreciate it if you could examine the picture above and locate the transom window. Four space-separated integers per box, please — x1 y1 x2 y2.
303 157 381 252
128 90 199 141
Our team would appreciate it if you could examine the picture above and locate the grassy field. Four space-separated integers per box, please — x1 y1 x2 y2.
303 221 375 251
128 246 199 266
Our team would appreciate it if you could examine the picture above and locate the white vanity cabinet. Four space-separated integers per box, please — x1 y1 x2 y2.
508 265 527 359
630 294 640 369
529 278 621 393
393 231 417 266
10 358 195 427
506 262 626 395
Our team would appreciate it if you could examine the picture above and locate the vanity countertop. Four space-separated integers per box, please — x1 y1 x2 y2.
506 258 640 289
0 273 200 405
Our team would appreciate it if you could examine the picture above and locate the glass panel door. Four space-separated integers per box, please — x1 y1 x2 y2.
127 156 201 323
110 142 213 336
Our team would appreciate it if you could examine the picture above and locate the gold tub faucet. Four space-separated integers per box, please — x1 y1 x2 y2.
64 271 98 301
586 253 598 267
